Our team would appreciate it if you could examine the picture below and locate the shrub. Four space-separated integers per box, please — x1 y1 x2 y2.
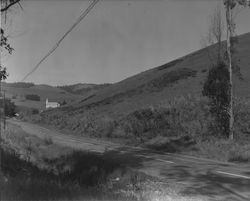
59 100 67 106
0 98 16 117
32 108 39 115
233 97 250 136
117 96 211 140
43 137 53 145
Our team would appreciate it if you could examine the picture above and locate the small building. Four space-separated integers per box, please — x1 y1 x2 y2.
46 98 60 109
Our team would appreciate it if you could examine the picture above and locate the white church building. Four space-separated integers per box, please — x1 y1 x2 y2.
46 98 60 109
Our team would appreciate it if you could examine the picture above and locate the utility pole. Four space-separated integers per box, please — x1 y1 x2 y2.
3 90 5 129
0 75 2 144
0 75 2 192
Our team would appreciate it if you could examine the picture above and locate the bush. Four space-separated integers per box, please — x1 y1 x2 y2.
118 96 211 140
0 98 16 117
25 94 40 101
233 97 250 135
32 108 39 115
59 100 67 106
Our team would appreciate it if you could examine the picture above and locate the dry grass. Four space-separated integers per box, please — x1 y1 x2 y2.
1 146 206 201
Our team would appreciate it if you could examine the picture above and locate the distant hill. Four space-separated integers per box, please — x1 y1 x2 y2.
2 82 83 110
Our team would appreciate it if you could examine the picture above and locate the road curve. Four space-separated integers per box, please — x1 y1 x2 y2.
7 119 250 201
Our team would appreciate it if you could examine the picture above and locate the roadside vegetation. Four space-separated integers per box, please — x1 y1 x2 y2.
1 124 204 201
1 147 203 201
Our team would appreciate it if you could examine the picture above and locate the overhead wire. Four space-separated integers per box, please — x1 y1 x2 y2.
21 0 100 82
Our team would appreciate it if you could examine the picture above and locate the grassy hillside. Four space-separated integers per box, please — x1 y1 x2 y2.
41 33 250 116
2 82 82 110
58 83 111 96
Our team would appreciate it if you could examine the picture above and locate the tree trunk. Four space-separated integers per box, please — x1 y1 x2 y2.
225 2 234 140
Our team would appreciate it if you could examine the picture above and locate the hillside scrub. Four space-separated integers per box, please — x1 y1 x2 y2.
25 94 41 101
22 95 250 163
24 95 250 140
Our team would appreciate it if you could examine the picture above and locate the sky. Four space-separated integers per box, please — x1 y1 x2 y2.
2 0 250 86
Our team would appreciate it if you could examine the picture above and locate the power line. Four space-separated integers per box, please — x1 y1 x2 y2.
21 0 100 82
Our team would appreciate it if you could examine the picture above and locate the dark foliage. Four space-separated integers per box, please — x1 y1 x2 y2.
0 66 8 81
32 108 39 115
203 61 230 136
25 94 41 101
0 147 130 200
59 100 67 106
0 28 14 54
0 98 16 117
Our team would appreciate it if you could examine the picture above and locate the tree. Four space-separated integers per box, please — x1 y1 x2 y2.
202 6 225 65
1 0 20 80
1 0 21 144
203 61 230 137
1 28 12 81
59 100 67 106
223 0 250 139
0 98 16 117
0 0 21 13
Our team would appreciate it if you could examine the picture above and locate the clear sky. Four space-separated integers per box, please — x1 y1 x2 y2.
3 0 250 86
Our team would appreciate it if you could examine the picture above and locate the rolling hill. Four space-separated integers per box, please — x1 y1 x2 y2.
21 32 250 141
2 82 83 110
44 32 250 116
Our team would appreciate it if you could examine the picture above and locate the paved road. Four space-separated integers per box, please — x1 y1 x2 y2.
7 119 250 201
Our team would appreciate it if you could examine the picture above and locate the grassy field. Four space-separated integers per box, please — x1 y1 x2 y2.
2 83 82 110
1 124 205 201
